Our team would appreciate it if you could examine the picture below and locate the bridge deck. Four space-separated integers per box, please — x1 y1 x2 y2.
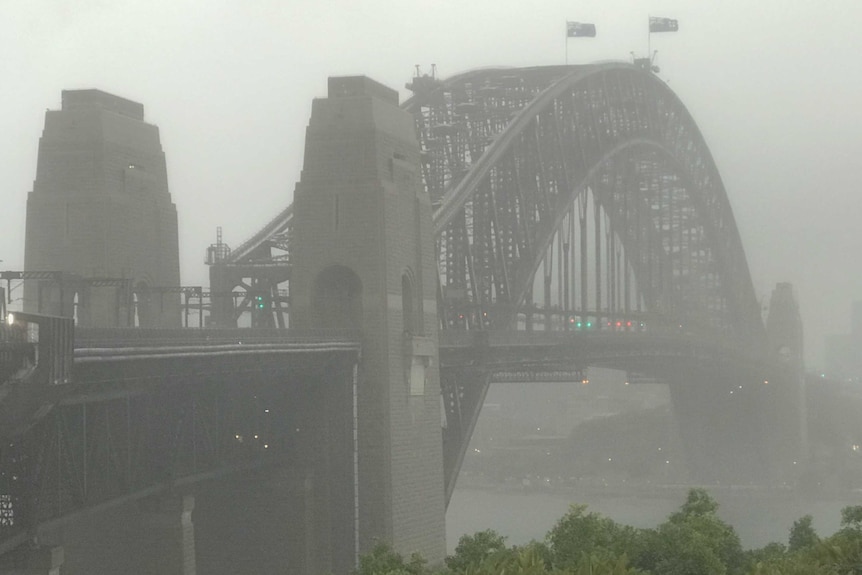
439 328 767 374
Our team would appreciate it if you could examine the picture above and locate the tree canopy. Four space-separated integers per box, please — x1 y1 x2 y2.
354 492 862 575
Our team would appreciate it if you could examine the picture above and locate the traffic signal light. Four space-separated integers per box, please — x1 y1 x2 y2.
254 295 265 310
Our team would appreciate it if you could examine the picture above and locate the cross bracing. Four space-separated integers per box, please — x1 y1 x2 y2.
209 63 762 351
407 63 761 347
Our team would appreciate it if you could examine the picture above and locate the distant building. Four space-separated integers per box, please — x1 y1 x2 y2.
824 302 862 381
24 89 180 327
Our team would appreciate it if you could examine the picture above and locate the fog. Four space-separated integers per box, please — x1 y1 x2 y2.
446 482 851 551
446 368 859 551
3 2 862 569
3 2 862 361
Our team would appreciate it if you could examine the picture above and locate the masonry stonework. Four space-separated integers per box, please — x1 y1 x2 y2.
24 89 180 327
290 76 446 570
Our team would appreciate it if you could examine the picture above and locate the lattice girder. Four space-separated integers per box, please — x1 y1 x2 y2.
406 63 762 342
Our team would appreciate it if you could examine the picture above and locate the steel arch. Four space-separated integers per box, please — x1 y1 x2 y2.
211 63 762 346
407 63 762 344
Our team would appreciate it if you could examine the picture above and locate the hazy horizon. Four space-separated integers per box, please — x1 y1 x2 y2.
3 1 862 366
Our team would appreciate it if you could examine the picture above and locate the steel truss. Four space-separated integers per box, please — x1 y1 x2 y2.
0 272 211 329
201 64 774 499
207 208 293 328
0 344 359 552
212 63 762 345
402 63 767 499
405 64 762 347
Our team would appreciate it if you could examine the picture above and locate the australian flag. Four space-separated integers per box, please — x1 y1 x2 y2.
567 22 597 38
649 17 678 33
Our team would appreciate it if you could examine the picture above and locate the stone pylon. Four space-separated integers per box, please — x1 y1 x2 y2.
289 76 445 572
24 89 180 327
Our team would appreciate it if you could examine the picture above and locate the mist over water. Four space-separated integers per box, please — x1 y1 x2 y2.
446 486 850 552
446 370 859 552
3 5 862 572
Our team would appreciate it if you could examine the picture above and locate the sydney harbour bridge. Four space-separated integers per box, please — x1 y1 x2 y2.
0 62 806 574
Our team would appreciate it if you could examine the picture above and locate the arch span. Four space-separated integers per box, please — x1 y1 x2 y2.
214 63 763 344
203 63 804 501
408 63 762 345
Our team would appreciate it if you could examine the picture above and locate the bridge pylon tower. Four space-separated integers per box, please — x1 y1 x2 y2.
24 89 180 327
289 76 445 572
764 282 809 472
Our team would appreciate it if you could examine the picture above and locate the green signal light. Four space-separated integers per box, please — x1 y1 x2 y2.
586 322 592 328
576 322 582 329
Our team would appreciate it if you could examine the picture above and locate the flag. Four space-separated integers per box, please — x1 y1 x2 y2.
567 22 596 38
649 17 678 33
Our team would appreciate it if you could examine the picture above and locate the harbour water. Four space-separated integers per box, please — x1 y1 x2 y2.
447 374 861 553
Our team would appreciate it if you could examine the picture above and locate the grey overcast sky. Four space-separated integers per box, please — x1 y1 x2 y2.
2 0 861 366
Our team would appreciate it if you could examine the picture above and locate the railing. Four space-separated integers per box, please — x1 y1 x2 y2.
443 304 731 337
439 323 768 373
74 327 361 348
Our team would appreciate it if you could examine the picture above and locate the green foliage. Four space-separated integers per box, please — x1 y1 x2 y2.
787 515 818 552
467 543 549 575
462 543 640 575
632 489 744 575
799 533 862 574
445 530 509 573
668 488 719 522
546 504 639 569
355 490 862 575
840 505 862 530
747 554 833 575
746 506 862 574
569 553 642 575
355 541 427 575
643 521 727 575
743 541 786 567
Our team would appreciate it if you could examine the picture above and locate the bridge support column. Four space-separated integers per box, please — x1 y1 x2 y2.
668 282 809 485
290 75 446 568
26 546 63 575
0 545 64 575
669 365 779 484
764 282 808 478
139 494 196 575
25 90 181 327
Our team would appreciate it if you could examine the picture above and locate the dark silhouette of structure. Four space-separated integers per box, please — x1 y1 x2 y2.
825 301 862 381
24 89 180 327
0 65 810 574
288 76 446 571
